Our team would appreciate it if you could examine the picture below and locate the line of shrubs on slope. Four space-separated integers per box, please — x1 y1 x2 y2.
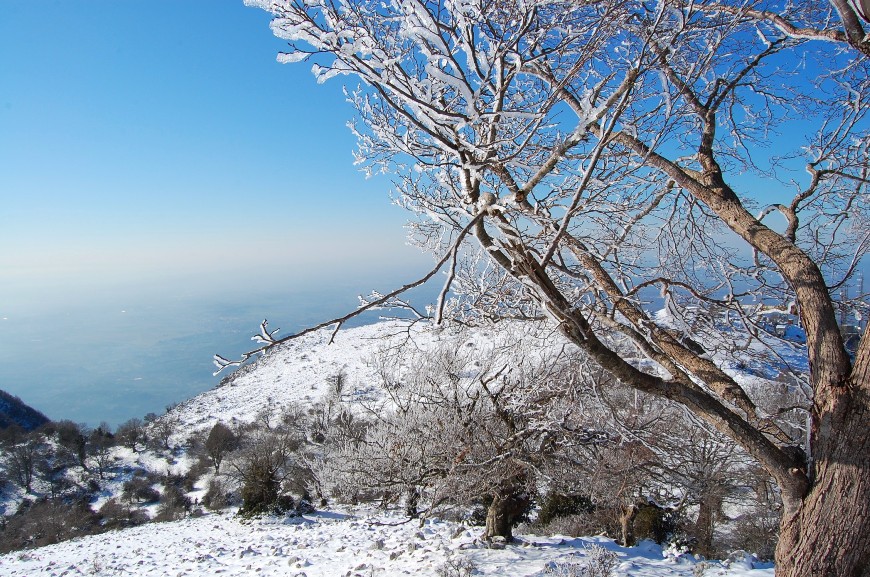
0 403 319 554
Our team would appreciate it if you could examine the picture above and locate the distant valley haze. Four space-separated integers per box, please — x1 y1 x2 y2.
0 1 433 427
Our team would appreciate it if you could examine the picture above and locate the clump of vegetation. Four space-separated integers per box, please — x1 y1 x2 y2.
122 471 161 504
154 485 192 522
537 493 595 528
202 478 233 511
0 499 100 554
98 498 148 530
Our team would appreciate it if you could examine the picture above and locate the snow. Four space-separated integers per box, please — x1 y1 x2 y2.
167 321 419 436
0 507 773 577
0 320 779 576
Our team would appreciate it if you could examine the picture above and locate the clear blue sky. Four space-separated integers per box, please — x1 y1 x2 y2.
0 0 427 313
0 1 431 424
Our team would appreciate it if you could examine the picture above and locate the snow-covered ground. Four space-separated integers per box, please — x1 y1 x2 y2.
0 320 783 576
166 321 428 435
0 507 772 576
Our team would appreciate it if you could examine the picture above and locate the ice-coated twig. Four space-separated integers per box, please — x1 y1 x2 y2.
252 319 280 345
358 292 427 319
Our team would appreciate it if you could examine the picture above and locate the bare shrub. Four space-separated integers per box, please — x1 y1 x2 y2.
154 485 191 522
98 498 148 530
0 499 99 553
545 544 619 577
202 478 233 511
122 471 160 504
436 556 476 577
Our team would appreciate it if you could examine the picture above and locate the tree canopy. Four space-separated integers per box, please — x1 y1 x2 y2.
242 1 869 574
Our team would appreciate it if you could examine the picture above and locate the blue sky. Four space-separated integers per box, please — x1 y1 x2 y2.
0 1 431 424
0 1 427 311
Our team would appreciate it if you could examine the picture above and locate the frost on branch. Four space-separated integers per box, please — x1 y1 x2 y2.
252 319 280 346
243 1 870 569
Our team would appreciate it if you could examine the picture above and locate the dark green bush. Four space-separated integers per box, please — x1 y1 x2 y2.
537 493 594 527
634 503 681 544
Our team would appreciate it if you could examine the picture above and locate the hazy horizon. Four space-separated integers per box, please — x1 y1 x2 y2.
0 262 439 428
0 0 438 428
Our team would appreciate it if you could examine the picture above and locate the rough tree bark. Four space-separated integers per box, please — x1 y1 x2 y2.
483 480 531 542
695 494 720 559
777 331 870 576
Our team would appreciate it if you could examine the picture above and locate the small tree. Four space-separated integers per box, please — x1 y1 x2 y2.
231 431 302 516
149 414 180 452
7 434 45 493
122 472 160 504
87 429 115 480
205 422 239 474
115 418 146 453
52 420 90 471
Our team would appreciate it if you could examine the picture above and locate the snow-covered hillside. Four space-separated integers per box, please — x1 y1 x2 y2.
165 321 412 436
0 321 780 576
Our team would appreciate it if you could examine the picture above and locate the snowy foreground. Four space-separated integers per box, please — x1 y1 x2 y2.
0 507 771 577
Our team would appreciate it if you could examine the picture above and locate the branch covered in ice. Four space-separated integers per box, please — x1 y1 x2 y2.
214 212 483 375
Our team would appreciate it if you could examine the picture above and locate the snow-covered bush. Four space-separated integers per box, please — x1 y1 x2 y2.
315 326 611 541
436 555 477 577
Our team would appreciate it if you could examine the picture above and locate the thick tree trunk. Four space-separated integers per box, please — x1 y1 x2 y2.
483 486 531 542
776 333 870 576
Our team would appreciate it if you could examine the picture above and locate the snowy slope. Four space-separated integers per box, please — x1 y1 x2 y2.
165 321 424 436
0 320 779 576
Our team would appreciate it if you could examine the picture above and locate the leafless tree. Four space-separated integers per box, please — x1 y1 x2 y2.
149 415 180 452
319 327 609 541
242 0 870 573
116 418 147 453
87 429 116 480
205 422 239 474
6 435 43 493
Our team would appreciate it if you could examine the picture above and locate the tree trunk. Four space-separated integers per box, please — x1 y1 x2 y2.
619 503 639 547
405 487 420 519
694 495 718 559
484 486 530 542
776 334 870 576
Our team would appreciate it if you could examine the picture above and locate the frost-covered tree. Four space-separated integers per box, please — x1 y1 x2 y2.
242 0 869 573
319 327 608 541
